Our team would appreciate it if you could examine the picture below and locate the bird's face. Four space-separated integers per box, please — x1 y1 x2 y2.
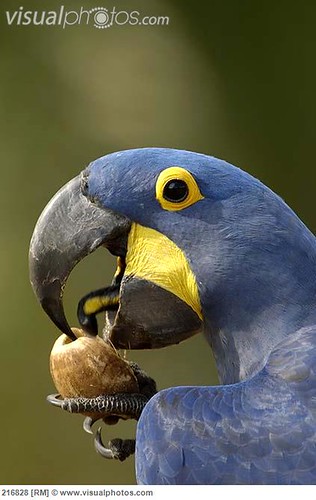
29 148 265 350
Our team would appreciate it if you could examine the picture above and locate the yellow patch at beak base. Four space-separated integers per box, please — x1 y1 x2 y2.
125 223 202 320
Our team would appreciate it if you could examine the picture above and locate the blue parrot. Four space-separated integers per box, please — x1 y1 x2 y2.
29 148 316 484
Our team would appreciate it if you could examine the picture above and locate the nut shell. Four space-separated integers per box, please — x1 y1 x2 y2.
50 328 139 400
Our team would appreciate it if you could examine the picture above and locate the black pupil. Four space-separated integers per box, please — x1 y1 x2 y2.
163 179 189 203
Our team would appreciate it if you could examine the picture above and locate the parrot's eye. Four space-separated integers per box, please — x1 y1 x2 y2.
163 179 188 203
156 167 204 211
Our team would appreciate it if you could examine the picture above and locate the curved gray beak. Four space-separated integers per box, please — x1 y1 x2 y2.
29 174 131 340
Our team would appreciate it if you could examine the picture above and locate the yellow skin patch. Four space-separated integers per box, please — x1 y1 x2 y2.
83 295 119 316
155 166 204 211
125 223 203 320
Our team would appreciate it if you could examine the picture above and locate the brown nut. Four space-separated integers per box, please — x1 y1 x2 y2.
50 328 139 401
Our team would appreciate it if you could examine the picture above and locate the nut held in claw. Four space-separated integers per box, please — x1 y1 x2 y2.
49 328 139 411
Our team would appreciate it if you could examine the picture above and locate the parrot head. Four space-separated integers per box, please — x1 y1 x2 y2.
29 148 316 381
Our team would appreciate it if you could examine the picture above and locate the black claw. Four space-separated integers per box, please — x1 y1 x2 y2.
47 394 81 413
94 427 135 461
94 427 116 459
83 416 95 434
47 393 63 408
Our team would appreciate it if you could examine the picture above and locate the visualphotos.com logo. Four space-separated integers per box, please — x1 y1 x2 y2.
5 6 170 29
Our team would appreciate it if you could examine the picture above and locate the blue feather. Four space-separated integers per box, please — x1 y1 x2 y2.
136 328 316 484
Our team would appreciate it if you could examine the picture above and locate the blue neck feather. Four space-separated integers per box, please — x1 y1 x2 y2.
190 187 316 384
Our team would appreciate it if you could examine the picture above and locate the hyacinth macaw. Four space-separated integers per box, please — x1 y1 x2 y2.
29 148 316 484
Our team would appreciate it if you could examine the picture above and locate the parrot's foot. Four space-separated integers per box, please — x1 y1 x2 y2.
47 391 146 462
47 361 157 461
47 392 148 420
47 361 157 419
95 429 135 461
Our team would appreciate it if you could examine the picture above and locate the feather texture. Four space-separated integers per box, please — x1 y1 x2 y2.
136 327 316 484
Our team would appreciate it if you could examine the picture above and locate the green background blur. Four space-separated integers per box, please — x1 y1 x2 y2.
1 0 316 485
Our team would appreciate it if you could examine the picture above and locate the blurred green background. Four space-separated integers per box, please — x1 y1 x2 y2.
1 0 316 485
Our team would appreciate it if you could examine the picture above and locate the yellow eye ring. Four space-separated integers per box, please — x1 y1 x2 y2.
156 167 204 211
